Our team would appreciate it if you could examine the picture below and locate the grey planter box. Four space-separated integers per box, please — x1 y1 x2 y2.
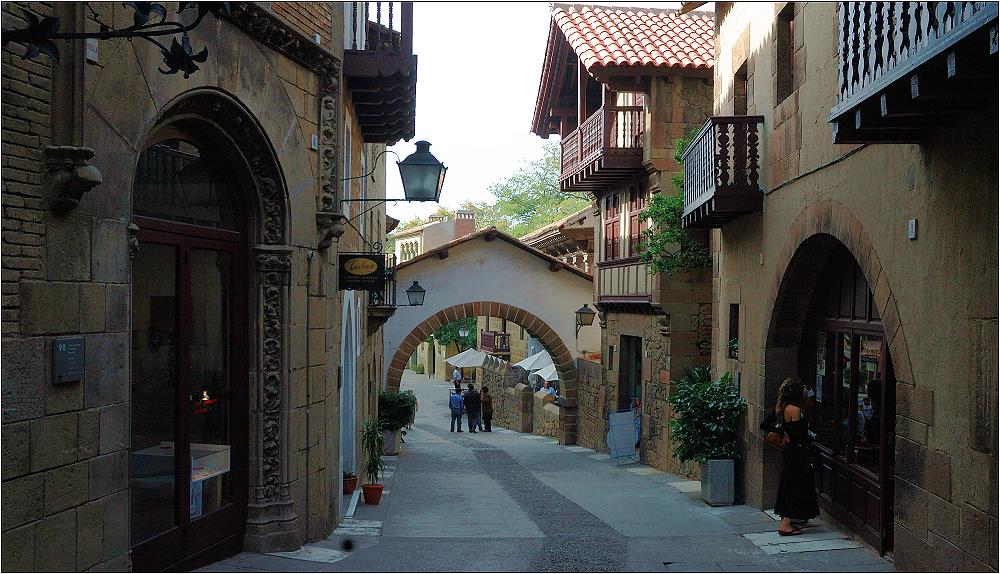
700 459 735 506
383 430 401 456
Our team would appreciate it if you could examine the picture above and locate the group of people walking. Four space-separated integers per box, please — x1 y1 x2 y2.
449 368 493 433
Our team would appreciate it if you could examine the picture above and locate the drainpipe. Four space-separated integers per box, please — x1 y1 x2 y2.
305 249 315 538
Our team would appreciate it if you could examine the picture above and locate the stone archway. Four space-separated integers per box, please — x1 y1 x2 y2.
760 202 912 550
138 89 297 554
387 301 579 444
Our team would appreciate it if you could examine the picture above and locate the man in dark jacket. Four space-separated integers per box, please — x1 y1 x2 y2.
463 383 481 433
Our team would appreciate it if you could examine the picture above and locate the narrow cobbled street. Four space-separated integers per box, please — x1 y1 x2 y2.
202 371 893 573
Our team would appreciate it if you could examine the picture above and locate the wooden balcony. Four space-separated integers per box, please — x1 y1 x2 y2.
344 2 417 145
367 253 397 336
681 116 764 229
829 2 998 143
560 106 645 193
596 257 653 308
480 330 510 354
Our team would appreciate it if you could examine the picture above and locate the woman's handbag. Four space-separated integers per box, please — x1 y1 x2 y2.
760 412 785 449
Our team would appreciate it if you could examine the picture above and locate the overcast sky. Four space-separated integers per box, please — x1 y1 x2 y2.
384 2 684 224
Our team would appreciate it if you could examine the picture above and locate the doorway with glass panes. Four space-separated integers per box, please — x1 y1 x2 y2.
798 245 895 554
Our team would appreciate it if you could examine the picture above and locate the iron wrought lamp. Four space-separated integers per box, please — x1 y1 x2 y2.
397 141 447 202
575 304 596 335
404 281 426 306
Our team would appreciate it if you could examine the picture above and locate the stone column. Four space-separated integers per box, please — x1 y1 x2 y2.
245 246 300 552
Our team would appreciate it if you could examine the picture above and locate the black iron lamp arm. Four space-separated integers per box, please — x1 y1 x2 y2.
339 149 411 224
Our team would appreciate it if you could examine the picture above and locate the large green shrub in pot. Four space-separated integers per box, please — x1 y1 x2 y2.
667 366 746 464
360 417 387 484
379 389 416 432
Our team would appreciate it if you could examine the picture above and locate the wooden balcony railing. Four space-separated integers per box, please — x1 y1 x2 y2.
480 330 511 354
559 105 645 193
681 116 764 228
829 2 998 143
367 253 397 335
344 2 417 145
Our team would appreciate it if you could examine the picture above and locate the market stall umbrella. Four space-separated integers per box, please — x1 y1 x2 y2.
533 364 559 381
445 349 489 368
512 350 553 371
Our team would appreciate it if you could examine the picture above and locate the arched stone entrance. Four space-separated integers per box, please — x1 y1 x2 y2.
763 202 912 555
387 301 579 444
129 89 295 568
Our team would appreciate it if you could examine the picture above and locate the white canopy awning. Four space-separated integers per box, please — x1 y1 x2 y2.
512 350 553 371
533 364 559 381
445 348 488 368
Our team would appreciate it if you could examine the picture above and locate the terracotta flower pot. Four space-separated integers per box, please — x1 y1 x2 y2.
362 483 384 505
343 475 358 495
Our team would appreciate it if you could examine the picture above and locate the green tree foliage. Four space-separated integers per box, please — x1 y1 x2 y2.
637 129 712 274
378 390 417 432
429 317 477 351
467 142 589 237
667 366 747 464
390 143 589 242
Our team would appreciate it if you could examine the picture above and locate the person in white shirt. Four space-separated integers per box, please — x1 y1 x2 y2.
541 381 557 397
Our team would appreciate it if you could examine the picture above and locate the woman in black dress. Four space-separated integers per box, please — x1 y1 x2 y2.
764 377 820 536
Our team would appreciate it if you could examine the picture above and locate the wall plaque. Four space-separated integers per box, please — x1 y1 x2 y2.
338 253 385 291
53 336 85 384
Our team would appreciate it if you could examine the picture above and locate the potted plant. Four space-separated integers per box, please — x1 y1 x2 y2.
360 417 387 505
668 366 747 506
342 470 358 495
378 389 416 455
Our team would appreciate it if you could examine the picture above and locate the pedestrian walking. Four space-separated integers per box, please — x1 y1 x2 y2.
481 386 494 432
760 377 819 536
463 382 481 433
449 389 464 433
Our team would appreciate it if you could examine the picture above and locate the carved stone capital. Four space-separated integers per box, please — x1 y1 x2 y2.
44 146 102 213
127 223 140 258
316 211 346 250
657 314 671 337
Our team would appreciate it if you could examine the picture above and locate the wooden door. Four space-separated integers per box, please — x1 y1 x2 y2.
801 246 895 554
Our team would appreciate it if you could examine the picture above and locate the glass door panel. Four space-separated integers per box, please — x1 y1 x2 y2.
130 243 179 544
836 333 853 458
810 331 837 451
188 249 233 520
856 335 884 474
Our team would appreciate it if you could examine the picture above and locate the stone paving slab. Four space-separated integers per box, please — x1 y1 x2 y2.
201 371 891 573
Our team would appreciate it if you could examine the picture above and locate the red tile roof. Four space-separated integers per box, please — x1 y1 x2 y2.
532 4 715 135
552 4 715 73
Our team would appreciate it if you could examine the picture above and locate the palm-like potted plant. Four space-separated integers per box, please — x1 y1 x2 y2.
379 390 416 455
343 470 358 495
668 366 746 506
360 417 388 504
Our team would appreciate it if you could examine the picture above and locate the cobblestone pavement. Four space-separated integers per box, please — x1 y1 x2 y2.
200 371 895 572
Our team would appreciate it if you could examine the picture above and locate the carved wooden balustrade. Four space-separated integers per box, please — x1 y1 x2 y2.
829 2 998 143
559 105 645 193
344 2 417 145
681 116 764 228
367 253 397 335
480 330 511 354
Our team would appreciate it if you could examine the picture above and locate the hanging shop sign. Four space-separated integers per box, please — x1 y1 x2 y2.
339 253 385 291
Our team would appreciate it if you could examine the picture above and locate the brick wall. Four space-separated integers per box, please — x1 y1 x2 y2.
533 392 559 439
1 2 52 338
272 2 334 47
493 383 532 434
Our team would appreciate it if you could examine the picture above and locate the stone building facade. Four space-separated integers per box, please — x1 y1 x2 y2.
686 1 998 569
531 4 716 477
1 1 419 570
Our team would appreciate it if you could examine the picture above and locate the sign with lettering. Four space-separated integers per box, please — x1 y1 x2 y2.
53 337 85 384
338 253 385 291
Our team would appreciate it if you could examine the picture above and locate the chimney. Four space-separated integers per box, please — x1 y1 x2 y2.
454 209 475 238
429 214 448 223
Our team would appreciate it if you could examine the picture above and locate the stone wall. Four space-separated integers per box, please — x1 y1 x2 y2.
533 391 558 439
576 358 608 452
493 383 533 434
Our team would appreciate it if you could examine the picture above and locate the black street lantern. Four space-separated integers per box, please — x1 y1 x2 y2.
397 141 447 202
405 281 426 306
575 304 596 335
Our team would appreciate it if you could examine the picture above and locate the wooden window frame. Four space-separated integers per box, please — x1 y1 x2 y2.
627 184 649 256
602 193 622 261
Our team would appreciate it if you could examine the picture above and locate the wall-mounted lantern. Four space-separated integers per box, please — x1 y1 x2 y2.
575 304 596 335
402 281 426 307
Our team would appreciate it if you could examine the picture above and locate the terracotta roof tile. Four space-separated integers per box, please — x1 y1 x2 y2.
551 4 715 73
